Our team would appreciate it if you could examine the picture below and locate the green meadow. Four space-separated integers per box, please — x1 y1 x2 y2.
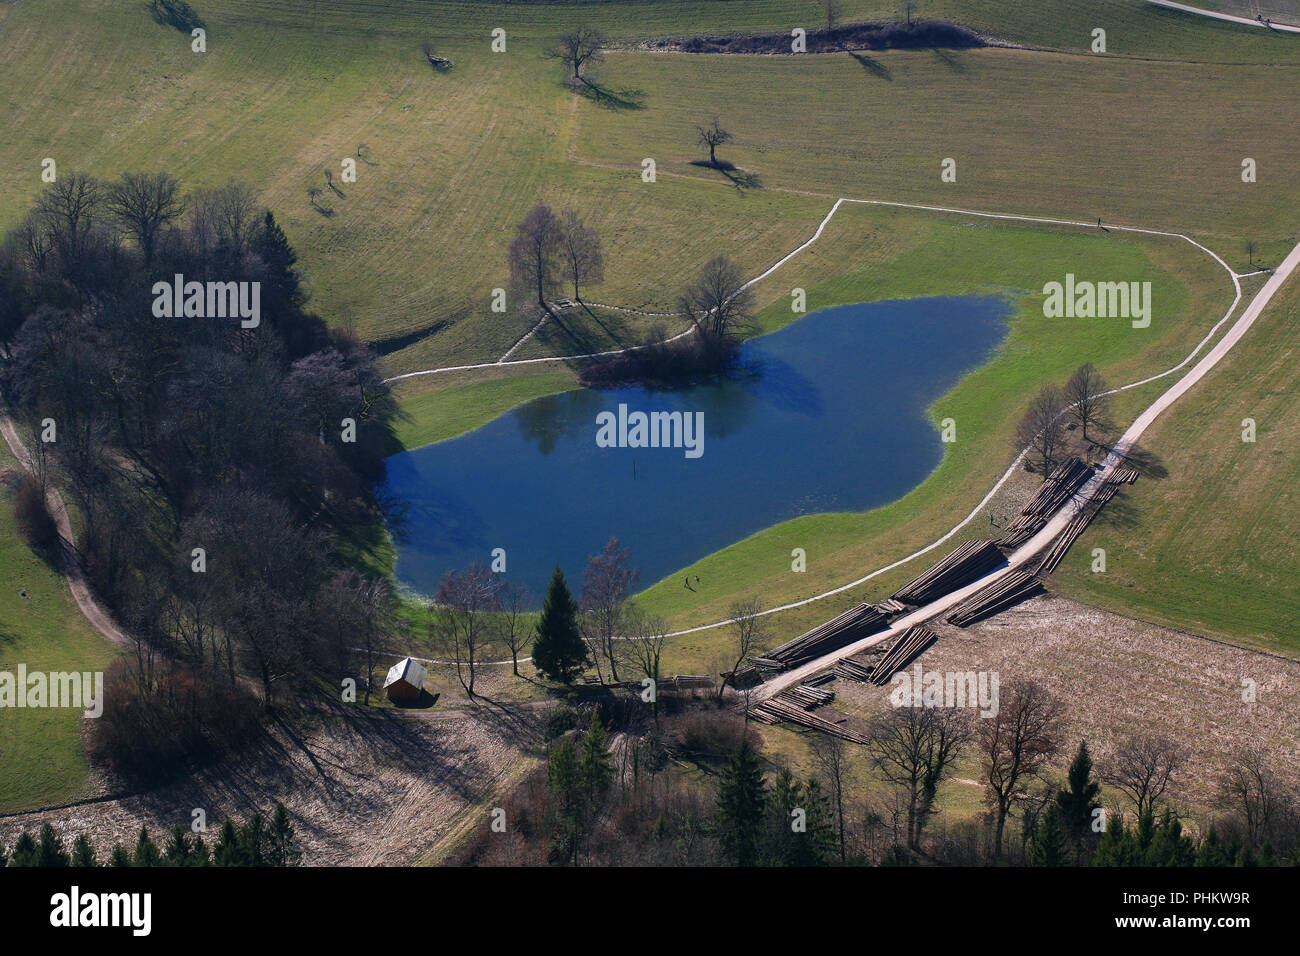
0 0 1296 695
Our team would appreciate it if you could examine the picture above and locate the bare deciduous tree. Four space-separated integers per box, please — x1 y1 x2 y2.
107 172 185 267
432 563 501 698
558 208 604 302
977 679 1063 859
718 596 766 702
507 203 563 308
812 733 850 862
678 255 754 341
499 580 531 677
580 537 638 683
1014 384 1067 473
1218 745 1285 846
548 27 606 82
626 606 670 717
825 0 843 31
1106 733 1186 820
1064 362 1109 443
869 705 971 850
695 117 733 167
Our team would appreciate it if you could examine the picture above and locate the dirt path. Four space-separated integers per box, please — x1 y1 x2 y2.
1147 0 1300 32
0 415 132 652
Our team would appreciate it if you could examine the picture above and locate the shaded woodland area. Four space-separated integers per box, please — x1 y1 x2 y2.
0 172 401 783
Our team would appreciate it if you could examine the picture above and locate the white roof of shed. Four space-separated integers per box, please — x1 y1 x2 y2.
383 656 427 690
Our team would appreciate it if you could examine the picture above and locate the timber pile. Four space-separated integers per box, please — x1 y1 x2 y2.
1108 467 1140 485
1001 457 1094 547
666 674 714 690
870 625 940 685
893 540 1005 605
749 656 785 671
780 684 835 708
1000 511 1046 548
945 568 1044 627
760 602 888 669
832 654 878 682
874 598 906 615
1036 482 1120 575
749 697 871 743
804 672 836 687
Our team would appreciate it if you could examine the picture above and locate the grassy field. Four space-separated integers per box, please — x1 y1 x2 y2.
1 0 1297 668
1051 264 1300 657
0 450 120 814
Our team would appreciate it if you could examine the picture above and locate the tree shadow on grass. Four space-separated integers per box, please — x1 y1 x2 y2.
1114 442 1169 480
850 51 893 80
689 159 762 190
931 47 968 75
571 78 645 111
580 302 628 348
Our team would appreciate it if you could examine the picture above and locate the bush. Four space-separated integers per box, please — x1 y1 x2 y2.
150 0 204 32
89 659 261 786
12 473 58 554
669 707 749 762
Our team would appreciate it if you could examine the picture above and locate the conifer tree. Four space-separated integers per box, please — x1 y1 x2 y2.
132 827 161 867
72 833 97 867
1056 740 1102 859
1031 805 1069 866
9 832 39 867
580 715 614 800
37 823 70 867
717 737 767 867
108 844 132 867
532 566 589 685
269 803 301 866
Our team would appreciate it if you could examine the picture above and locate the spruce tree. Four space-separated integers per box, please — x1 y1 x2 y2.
164 825 192 866
72 833 97 867
1056 740 1102 859
132 827 161 867
717 737 767 867
580 715 614 800
269 803 301 866
1195 826 1230 867
9 832 39 867
108 844 132 867
532 566 589 684
1093 814 1135 866
213 818 243 867
37 823 70 867
1031 805 1069 866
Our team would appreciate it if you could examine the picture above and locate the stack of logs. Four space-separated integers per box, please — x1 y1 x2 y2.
1035 470 1132 575
869 625 940 684
945 567 1044 627
1000 457 1094 548
754 602 888 670
893 539 1006 605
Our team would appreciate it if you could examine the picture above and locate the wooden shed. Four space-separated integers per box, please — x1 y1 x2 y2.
383 656 428 702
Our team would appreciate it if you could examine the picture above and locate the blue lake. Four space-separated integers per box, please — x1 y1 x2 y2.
385 296 1011 603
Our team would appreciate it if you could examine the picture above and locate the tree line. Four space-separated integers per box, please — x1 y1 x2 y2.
458 675 1300 866
1 803 300 868
0 172 402 781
